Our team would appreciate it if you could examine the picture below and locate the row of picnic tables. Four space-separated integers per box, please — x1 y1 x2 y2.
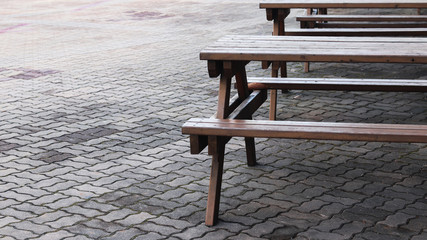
182 0 427 226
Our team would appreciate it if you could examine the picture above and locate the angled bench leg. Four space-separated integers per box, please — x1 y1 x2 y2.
205 136 226 226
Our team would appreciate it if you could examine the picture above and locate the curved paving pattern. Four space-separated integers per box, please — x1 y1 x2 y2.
0 0 426 239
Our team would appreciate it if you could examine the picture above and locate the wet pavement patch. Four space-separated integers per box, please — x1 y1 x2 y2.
264 225 302 240
54 125 119 144
9 68 60 80
127 11 173 20
32 150 76 163
0 140 21 152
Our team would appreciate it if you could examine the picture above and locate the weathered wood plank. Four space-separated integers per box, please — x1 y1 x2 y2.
260 0 427 9
183 119 427 143
297 15 427 22
246 77 427 92
200 36 427 63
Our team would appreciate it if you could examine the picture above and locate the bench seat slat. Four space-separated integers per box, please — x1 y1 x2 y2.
183 118 427 143
259 0 427 9
247 77 427 92
296 15 427 22
284 28 427 36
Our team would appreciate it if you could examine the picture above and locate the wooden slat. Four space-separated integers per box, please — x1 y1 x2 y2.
199 35 427 63
297 15 427 22
313 23 427 28
284 28 427 36
183 119 427 143
246 77 427 92
260 0 427 9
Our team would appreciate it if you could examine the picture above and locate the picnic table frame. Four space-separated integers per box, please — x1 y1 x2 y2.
186 35 427 226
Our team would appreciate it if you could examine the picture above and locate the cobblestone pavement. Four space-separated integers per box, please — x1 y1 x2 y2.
1 0 426 239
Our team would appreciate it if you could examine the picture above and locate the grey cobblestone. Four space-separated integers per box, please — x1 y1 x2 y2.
97 208 137 222
101 228 145 240
35 230 75 240
0 216 20 228
0 226 39 239
0 1 426 239
296 229 347 240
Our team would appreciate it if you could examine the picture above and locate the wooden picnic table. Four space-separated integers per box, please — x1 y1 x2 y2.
260 0 427 35
184 35 427 226
260 0 427 119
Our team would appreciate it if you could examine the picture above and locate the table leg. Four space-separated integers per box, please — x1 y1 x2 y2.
235 63 257 166
205 136 225 226
269 62 280 120
270 9 290 120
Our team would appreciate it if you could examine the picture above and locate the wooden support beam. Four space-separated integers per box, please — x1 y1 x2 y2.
205 136 225 226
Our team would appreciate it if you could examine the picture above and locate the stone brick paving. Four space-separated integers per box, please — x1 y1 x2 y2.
0 0 426 239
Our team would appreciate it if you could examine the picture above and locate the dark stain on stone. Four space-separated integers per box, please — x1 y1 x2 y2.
32 150 76 163
0 140 21 152
10 69 60 80
129 11 173 20
263 225 302 240
55 125 119 144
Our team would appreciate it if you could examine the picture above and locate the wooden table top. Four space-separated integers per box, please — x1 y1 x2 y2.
260 0 427 9
200 35 427 63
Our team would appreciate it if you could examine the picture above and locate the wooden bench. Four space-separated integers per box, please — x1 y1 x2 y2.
183 119 427 144
297 15 427 29
247 77 427 92
291 14 427 71
184 35 427 226
182 118 427 225
284 27 427 36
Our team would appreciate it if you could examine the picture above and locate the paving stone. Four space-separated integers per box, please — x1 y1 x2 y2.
65 224 110 239
34 230 75 240
0 207 37 222
63 235 93 240
30 210 71 225
45 196 85 209
294 199 329 213
28 193 68 206
313 216 350 232
115 212 155 225
0 226 39 239
411 231 427 240
333 221 368 239
358 196 389 209
0 199 18 210
45 214 86 229
133 232 163 240
101 227 145 240
63 205 104 218
149 216 193 229
82 218 126 234
401 216 427 232
379 212 415 228
296 229 347 240
0 216 20 228
220 212 263 227
228 233 266 240
313 202 349 218
97 208 136 222
137 222 181 236
193 229 234 240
